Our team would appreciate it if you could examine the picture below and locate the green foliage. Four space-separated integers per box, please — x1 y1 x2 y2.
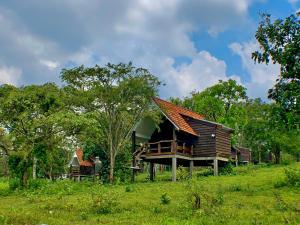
0 164 299 224
61 63 161 184
228 184 242 192
253 13 300 129
8 178 21 191
160 193 171 205
176 166 189 180
220 161 234 175
196 168 214 177
91 190 119 214
284 168 300 187
0 83 81 185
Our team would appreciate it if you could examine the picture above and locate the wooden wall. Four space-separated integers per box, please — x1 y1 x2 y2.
184 117 217 157
215 127 232 158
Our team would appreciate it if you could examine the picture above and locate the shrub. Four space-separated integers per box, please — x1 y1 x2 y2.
274 180 287 188
220 162 234 175
9 178 21 191
176 166 189 180
196 168 213 177
91 191 119 214
125 185 133 192
160 193 171 205
284 168 300 187
212 190 224 206
28 179 48 190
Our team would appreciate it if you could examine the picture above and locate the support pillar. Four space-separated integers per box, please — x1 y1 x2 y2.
150 162 154 181
131 131 136 183
189 160 194 178
172 157 177 182
213 158 218 176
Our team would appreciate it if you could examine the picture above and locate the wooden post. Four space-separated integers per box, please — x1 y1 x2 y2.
150 162 154 181
172 128 177 154
189 160 194 178
213 158 218 176
158 142 161 154
131 131 136 183
172 157 177 182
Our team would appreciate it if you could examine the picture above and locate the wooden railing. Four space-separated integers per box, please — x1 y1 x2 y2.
145 140 193 155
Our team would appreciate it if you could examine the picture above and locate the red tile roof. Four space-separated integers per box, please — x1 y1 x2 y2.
76 149 94 167
153 97 205 136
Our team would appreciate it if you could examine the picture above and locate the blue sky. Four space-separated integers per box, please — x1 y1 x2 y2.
0 0 299 100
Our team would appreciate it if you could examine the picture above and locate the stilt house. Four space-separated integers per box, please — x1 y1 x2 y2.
69 149 94 180
132 97 234 181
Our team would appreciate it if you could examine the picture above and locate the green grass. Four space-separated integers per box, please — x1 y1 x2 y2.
0 163 299 225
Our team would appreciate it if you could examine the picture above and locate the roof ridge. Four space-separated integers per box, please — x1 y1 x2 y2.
153 97 204 119
152 97 202 136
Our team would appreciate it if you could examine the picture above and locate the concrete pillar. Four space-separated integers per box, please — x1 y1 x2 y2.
213 158 218 176
189 160 194 178
150 162 154 181
172 157 177 182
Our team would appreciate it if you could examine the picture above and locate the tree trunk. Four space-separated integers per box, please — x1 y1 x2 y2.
274 151 281 164
32 157 37 180
22 169 29 187
109 150 115 184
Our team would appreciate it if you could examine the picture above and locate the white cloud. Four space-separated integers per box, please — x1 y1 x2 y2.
288 0 298 5
229 40 280 99
167 51 241 97
39 59 59 70
0 65 22 85
0 0 260 97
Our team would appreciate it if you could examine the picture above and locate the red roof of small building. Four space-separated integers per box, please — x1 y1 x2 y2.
75 149 94 167
153 97 205 136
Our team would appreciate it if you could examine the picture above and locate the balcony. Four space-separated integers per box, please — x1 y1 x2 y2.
144 140 193 156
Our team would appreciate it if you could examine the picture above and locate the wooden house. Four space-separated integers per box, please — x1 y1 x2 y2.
69 149 95 180
231 146 252 165
132 97 234 182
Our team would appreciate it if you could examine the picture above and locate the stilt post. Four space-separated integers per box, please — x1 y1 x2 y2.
172 157 177 182
150 162 154 181
131 131 136 182
189 160 194 178
213 158 218 176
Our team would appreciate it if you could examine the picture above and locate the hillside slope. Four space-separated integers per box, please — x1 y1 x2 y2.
0 163 299 225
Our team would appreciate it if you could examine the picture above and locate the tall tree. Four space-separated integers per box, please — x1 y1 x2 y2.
61 63 160 184
252 13 300 129
0 83 79 185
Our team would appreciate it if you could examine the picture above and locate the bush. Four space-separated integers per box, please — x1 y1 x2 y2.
220 162 234 175
28 179 48 190
125 185 133 192
160 193 171 205
281 153 296 165
9 178 21 191
91 191 119 214
284 168 300 187
176 166 189 180
274 180 287 188
196 168 213 177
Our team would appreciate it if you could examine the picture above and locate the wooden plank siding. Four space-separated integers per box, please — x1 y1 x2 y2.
215 128 232 158
183 117 217 157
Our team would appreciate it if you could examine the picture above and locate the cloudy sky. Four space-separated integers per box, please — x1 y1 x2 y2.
0 0 298 100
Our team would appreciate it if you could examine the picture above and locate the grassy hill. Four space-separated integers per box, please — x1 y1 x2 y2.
0 163 299 225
